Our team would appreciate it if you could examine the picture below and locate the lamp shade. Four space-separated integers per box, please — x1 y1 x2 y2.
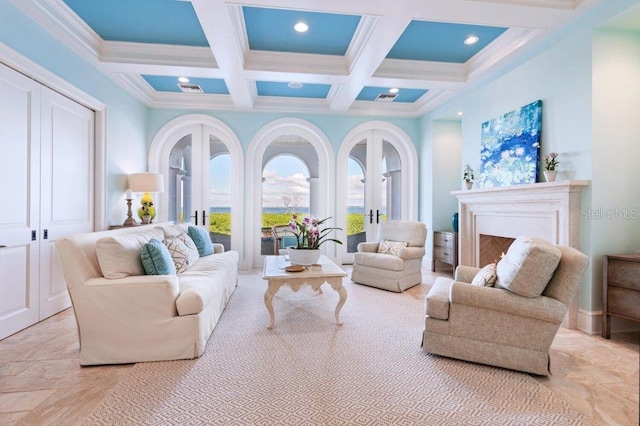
128 173 164 193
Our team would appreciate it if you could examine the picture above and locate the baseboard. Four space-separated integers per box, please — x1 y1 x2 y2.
577 310 640 335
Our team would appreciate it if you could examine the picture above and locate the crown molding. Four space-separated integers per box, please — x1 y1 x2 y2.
244 50 349 76
413 89 458 115
345 16 379 74
113 74 156 105
100 42 217 69
227 5 251 59
465 27 542 81
7 0 102 64
466 0 577 10
375 59 466 83
149 92 236 110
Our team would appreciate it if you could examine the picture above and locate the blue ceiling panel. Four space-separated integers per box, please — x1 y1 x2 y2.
61 0 209 46
142 75 229 94
256 81 331 98
356 87 428 103
388 21 508 63
243 7 361 55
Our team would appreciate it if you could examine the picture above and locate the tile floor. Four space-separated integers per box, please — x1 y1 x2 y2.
0 266 638 425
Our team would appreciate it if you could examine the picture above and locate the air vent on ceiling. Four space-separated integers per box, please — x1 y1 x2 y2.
177 82 203 93
375 93 397 102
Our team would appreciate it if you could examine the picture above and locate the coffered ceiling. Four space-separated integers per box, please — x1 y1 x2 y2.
13 0 605 116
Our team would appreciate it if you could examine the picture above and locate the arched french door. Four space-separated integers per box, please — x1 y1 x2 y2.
247 118 334 268
336 122 418 264
149 115 244 261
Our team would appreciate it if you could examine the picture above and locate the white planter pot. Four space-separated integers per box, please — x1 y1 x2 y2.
543 170 557 182
287 247 321 266
465 181 473 190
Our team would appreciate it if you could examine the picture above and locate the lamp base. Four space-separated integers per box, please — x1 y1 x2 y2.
123 199 138 226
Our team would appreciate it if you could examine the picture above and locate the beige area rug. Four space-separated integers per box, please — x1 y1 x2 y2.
85 274 585 425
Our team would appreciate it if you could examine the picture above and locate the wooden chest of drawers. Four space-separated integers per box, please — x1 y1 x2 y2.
432 231 458 272
602 254 640 338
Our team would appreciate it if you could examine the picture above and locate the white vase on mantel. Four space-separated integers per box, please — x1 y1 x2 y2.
465 181 473 190
543 170 557 182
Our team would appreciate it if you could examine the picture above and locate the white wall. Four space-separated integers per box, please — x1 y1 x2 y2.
590 28 640 310
418 119 462 265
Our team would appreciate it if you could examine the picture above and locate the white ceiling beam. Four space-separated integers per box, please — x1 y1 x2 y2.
191 0 255 109
329 13 411 112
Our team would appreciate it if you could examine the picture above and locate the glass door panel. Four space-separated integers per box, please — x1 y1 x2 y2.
208 138 231 251
341 132 404 264
169 135 193 225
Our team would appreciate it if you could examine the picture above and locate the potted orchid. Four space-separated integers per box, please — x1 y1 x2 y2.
287 215 342 265
542 152 559 182
463 164 474 189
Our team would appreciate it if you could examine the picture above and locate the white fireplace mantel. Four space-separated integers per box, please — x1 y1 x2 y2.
453 180 589 328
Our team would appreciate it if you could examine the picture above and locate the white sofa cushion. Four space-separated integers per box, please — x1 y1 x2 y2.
96 228 164 279
496 236 562 297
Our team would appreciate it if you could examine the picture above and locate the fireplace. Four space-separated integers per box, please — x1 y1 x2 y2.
479 234 515 266
453 180 589 328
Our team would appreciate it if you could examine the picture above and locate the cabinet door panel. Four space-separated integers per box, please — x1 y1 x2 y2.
0 63 40 339
39 87 94 319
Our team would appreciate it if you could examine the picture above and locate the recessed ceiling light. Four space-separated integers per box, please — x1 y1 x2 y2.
288 82 303 89
457 111 463 116
178 77 189 83
389 88 399 94
464 35 479 45
294 22 308 33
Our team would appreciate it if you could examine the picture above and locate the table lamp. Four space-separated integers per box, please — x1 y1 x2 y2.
128 173 165 224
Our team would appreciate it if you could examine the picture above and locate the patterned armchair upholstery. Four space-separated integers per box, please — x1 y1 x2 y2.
351 221 427 292
422 239 589 376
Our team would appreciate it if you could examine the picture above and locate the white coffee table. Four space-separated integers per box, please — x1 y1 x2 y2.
262 255 348 329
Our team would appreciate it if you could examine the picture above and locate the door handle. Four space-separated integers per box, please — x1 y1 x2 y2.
191 210 198 226
202 210 206 225
369 209 373 224
376 210 381 224
0 245 6 248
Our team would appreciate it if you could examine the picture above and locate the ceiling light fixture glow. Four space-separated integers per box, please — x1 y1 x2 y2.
457 111 463 116
178 77 189 83
389 88 399 94
294 22 309 33
288 82 303 89
464 35 479 45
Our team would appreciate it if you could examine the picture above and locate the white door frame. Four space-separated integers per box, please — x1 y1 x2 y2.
336 121 418 265
247 118 334 268
148 114 244 265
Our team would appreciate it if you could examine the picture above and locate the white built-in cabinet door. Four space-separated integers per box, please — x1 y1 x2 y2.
0 63 41 340
0 63 94 339
39 86 94 319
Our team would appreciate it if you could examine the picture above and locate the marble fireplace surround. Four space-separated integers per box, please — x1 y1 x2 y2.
453 180 589 329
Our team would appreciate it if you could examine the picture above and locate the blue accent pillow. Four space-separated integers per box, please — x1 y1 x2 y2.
141 238 176 275
188 226 214 256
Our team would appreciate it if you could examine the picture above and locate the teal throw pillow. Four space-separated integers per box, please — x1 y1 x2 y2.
141 238 176 275
188 226 214 256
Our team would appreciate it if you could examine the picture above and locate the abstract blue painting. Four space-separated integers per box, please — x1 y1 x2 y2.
477 100 542 188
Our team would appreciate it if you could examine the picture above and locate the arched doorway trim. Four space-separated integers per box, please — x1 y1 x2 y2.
148 114 244 266
336 121 418 264
247 118 334 268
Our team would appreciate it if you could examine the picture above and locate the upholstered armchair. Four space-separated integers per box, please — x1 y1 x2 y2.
422 237 589 376
351 221 427 292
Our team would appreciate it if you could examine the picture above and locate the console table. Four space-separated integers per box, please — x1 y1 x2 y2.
602 254 640 338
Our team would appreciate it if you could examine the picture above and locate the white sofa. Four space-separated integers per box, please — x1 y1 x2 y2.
55 222 238 366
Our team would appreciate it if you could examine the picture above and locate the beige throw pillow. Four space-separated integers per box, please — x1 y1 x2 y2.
496 236 562 298
163 238 191 273
96 228 164 279
471 263 497 287
377 239 408 256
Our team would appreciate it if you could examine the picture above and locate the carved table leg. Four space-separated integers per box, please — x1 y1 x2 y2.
264 281 281 330
328 278 347 326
